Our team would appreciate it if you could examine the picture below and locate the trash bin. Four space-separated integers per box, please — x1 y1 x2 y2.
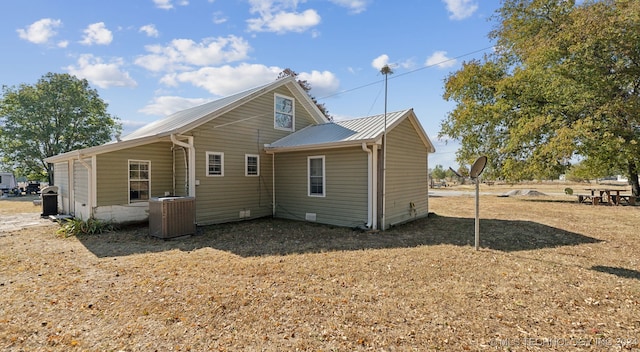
41 185 59 217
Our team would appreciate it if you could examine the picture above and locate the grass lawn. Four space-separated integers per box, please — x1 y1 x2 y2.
1 187 639 351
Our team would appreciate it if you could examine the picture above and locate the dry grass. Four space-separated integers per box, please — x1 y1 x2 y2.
0 194 41 214
1 186 639 351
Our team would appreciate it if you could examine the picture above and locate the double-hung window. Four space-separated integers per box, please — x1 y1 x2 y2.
129 160 150 202
206 152 224 176
308 156 325 197
245 154 259 176
274 94 295 131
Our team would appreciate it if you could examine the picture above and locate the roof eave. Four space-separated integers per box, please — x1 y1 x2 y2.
44 135 169 163
265 138 378 153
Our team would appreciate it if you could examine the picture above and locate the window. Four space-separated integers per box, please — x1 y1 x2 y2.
274 94 295 131
245 154 259 176
308 156 325 197
206 152 224 176
129 160 150 202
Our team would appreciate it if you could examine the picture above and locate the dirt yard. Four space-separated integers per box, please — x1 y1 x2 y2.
1 186 639 351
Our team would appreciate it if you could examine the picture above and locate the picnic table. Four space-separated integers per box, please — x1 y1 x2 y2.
578 188 636 206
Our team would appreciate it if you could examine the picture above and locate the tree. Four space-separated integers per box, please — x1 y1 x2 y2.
0 73 121 183
441 0 640 196
277 68 332 120
430 164 446 181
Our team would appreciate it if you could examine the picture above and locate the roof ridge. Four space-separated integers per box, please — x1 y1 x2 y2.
335 108 411 124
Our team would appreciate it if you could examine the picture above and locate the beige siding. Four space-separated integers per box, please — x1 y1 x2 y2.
191 86 319 225
95 142 173 206
274 147 369 228
54 161 70 214
384 118 430 228
73 158 91 219
73 159 89 205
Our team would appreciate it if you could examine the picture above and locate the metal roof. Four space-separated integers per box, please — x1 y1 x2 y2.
45 76 329 163
265 109 435 152
123 76 322 141
122 93 247 141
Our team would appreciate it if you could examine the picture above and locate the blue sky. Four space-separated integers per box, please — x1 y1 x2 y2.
1 0 501 169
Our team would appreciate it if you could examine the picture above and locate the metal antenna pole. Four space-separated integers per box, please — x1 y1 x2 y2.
380 65 393 230
475 176 480 250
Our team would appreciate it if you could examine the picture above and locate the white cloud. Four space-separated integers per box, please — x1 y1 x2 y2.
57 40 69 48
162 64 339 99
371 54 390 71
247 9 321 33
165 63 282 96
247 0 321 33
298 70 340 97
153 0 189 9
139 24 159 37
135 35 251 72
329 0 369 14
425 51 457 69
139 96 210 116
66 54 137 88
121 119 150 128
442 0 478 20
17 18 62 44
80 22 113 45
212 11 228 24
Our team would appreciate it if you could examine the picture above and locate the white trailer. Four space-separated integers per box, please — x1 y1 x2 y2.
0 172 18 194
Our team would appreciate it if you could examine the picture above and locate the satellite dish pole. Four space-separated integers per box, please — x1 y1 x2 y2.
469 156 488 250
380 64 393 230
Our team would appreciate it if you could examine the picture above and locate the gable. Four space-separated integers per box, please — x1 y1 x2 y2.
123 76 328 141
265 109 436 153
45 76 329 164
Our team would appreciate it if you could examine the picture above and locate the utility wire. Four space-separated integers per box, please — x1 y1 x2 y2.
318 45 496 101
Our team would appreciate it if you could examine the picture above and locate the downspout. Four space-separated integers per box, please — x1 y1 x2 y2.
272 153 276 216
171 147 176 196
170 134 196 197
372 144 378 230
361 143 372 228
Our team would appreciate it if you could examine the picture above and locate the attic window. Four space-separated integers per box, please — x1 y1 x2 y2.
274 94 295 131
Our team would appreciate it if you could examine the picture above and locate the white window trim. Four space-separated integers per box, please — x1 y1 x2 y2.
206 152 224 177
307 155 326 197
128 159 151 204
274 93 295 132
245 154 260 177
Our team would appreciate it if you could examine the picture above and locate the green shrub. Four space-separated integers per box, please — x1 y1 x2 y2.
56 218 117 237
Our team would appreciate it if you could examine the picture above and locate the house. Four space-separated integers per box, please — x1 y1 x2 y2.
44 76 435 230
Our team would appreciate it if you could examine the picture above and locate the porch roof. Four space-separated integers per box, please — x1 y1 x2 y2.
264 109 435 153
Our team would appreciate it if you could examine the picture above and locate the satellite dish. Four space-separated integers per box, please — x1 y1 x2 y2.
449 167 462 178
470 156 487 178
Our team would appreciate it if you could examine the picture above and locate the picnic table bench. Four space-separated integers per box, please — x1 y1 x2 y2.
578 188 636 206
577 194 603 205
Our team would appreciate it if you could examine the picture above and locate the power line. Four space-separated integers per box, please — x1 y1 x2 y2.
318 45 495 101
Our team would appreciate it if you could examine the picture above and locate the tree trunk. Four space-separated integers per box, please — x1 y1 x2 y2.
46 164 54 186
628 161 640 197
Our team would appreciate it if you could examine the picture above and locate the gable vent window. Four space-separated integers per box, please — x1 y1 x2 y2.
274 94 295 131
